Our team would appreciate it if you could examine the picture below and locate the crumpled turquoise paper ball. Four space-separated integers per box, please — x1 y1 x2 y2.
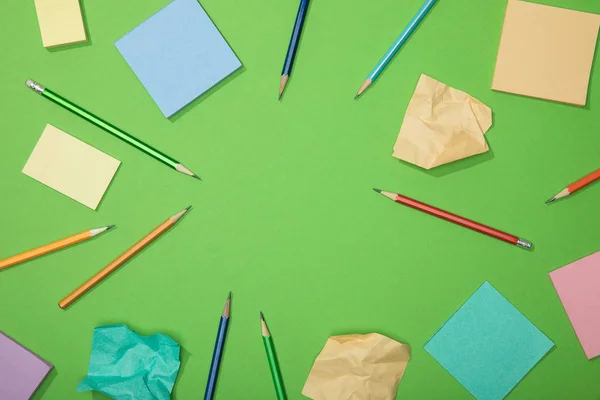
77 324 181 400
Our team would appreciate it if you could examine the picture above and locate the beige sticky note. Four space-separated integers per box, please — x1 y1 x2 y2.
23 124 120 210
302 333 411 400
393 74 492 170
492 0 600 106
34 0 87 48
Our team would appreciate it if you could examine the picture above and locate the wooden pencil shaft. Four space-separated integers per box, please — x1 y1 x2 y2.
41 88 178 168
58 219 174 309
0 230 91 271
569 168 600 192
388 192 525 246
367 0 437 81
263 336 287 400
204 316 229 400
281 0 310 77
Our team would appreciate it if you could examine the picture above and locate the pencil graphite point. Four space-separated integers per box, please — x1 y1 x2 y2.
185 205 192 212
260 311 264 320
192 174 202 181
227 291 232 300
545 197 556 204
373 188 382 193
107 225 116 230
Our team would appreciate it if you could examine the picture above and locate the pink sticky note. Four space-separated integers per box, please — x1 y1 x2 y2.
549 251 600 359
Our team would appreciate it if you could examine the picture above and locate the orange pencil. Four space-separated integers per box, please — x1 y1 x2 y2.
0 225 115 271
546 169 600 204
59 206 191 309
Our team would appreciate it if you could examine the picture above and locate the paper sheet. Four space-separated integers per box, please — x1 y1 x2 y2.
115 0 242 118
77 325 181 400
302 333 411 400
34 0 87 48
22 124 120 210
0 331 53 399
550 251 600 359
425 282 554 400
392 74 492 170
492 0 600 106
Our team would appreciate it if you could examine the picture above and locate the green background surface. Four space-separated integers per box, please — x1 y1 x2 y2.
1 0 599 398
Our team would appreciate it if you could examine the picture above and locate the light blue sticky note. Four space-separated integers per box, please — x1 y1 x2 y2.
77 325 181 400
424 282 554 400
115 0 242 118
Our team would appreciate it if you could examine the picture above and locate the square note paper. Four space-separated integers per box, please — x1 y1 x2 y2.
550 251 600 359
34 0 87 48
492 0 600 106
0 332 53 399
115 0 242 118
23 124 120 210
425 282 553 400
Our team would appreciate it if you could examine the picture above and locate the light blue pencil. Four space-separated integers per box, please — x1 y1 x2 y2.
355 0 437 99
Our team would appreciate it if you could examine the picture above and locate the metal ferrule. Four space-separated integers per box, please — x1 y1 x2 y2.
26 79 45 94
517 238 532 249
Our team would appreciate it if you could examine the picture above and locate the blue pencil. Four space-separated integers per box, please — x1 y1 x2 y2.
279 0 311 100
203 292 231 400
355 0 437 99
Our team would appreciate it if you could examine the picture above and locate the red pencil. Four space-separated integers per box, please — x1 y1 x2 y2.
546 169 600 204
374 189 532 249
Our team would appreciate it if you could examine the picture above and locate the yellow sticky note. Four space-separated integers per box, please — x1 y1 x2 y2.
492 0 600 106
34 0 87 48
22 124 120 210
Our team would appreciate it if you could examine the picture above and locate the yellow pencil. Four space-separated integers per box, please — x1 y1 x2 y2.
0 226 115 271
59 207 190 309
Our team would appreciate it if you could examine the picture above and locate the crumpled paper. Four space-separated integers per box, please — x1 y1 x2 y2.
393 74 493 170
77 324 181 400
302 333 411 400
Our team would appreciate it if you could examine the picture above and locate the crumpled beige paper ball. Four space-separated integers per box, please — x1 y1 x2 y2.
302 333 411 400
393 74 493 170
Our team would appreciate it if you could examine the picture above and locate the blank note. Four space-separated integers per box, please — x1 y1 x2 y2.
492 0 600 106
425 282 554 400
22 124 120 210
34 0 87 48
550 251 600 359
115 0 242 118
0 332 53 399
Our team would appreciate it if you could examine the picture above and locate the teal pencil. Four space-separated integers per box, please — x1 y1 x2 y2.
355 0 437 98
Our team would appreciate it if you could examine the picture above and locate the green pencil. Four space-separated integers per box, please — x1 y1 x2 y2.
25 79 200 180
261 312 287 400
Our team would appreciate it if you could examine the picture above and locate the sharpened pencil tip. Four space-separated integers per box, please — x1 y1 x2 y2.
227 291 231 300
373 188 381 193
106 225 116 230
192 174 202 181
185 205 192 212
260 311 264 320
355 79 372 99
545 197 556 204
279 75 288 101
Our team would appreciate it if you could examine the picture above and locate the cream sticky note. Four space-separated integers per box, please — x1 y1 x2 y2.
34 0 87 48
23 124 120 210
492 0 600 106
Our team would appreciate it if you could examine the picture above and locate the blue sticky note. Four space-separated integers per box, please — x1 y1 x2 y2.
77 325 181 400
425 282 554 400
115 0 241 118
